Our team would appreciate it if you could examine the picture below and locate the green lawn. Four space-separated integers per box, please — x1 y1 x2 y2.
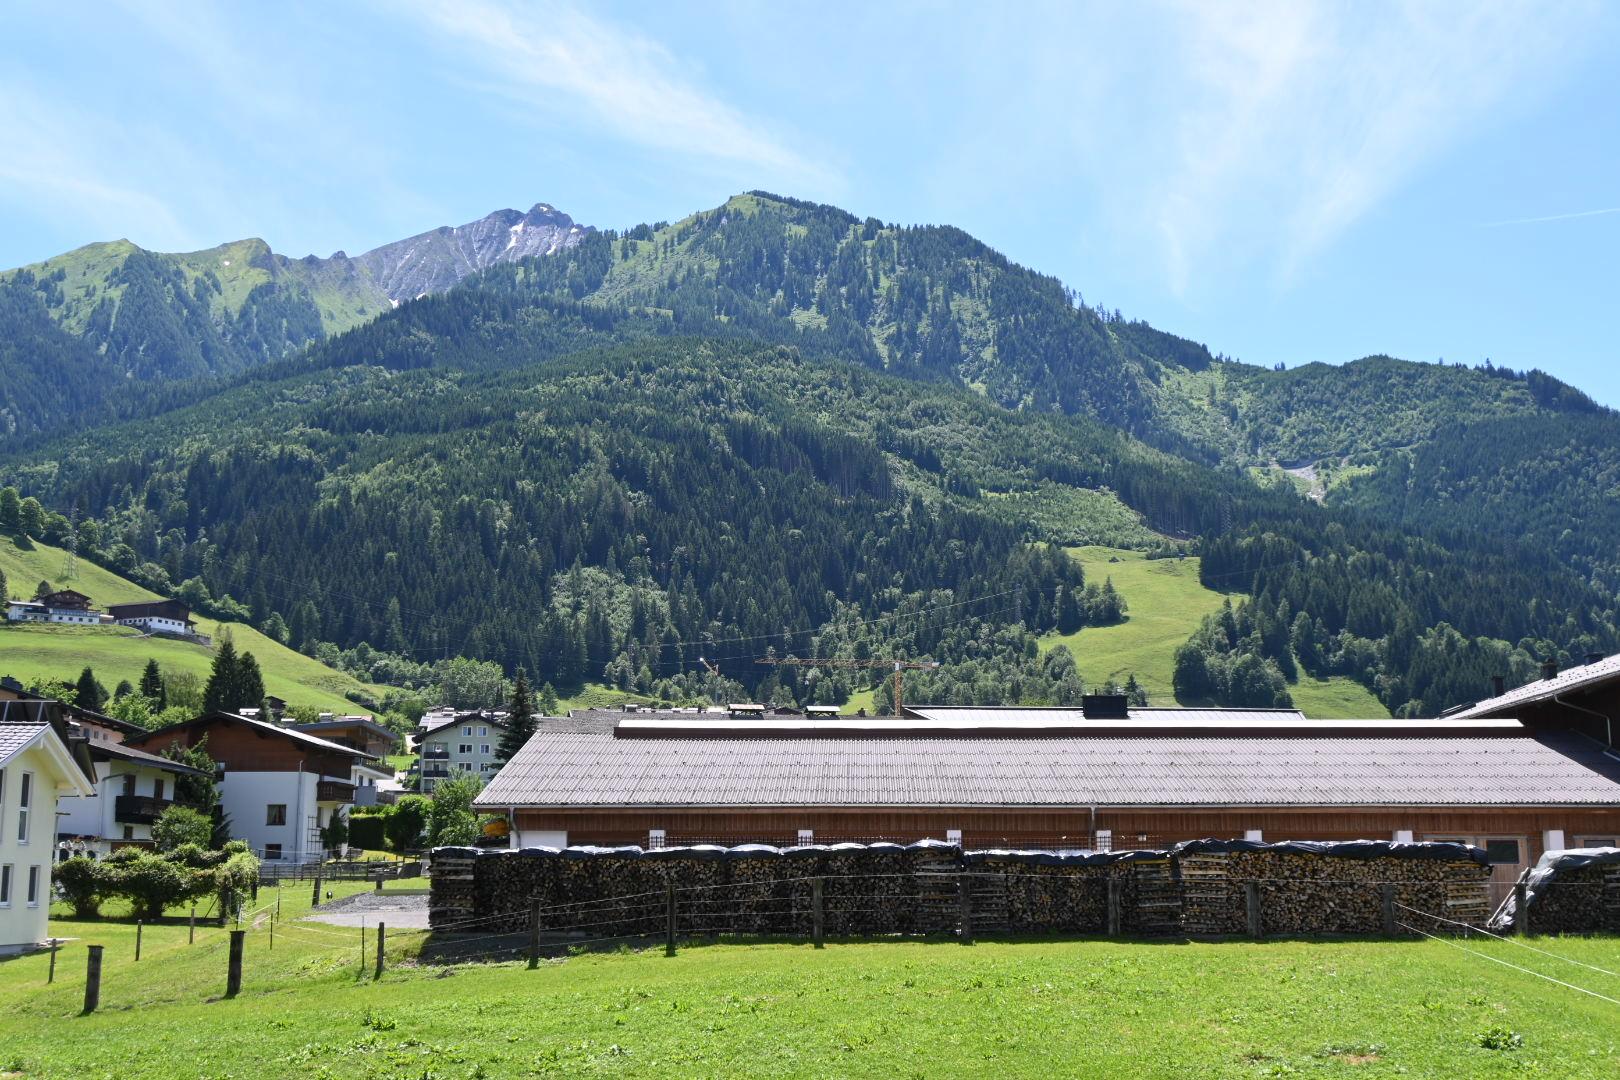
5 893 1619 1078
1 536 392 715
1038 546 1389 718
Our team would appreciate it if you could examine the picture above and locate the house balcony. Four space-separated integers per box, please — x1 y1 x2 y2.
421 766 451 779
422 746 449 760
114 794 176 825
315 779 356 803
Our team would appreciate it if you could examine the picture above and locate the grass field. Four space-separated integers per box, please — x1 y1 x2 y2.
1 536 391 715
1038 546 1389 718
4 887 1619 1078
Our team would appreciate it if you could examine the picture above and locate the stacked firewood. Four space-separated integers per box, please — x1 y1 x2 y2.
966 853 1112 933
1517 861 1620 933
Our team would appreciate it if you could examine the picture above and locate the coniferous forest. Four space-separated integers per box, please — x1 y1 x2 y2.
4 192 1617 716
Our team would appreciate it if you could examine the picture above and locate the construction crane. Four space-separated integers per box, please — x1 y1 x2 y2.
755 657 941 716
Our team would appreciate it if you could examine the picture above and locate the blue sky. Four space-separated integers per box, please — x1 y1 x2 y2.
3 1 1618 400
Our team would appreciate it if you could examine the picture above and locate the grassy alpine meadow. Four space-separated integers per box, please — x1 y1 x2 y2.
4 884 1620 1078
0 536 392 715
1040 546 1389 718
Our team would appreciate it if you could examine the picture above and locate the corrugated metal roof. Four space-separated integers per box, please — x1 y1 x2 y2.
475 728 1620 809
910 706 1310 725
616 716 1522 736
1447 653 1620 718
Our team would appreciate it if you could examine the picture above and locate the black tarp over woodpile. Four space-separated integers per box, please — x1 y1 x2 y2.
1494 848 1620 933
428 838 1498 939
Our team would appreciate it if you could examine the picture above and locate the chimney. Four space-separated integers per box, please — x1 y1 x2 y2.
1541 658 1559 681
1081 694 1130 720
1490 675 1506 697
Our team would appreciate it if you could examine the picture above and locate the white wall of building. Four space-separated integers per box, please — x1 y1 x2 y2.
1 741 91 952
115 616 192 634
57 761 178 854
419 722 505 793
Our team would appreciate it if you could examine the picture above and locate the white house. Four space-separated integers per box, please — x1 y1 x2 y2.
5 590 103 626
106 599 198 638
56 739 212 858
126 713 378 864
415 711 510 793
0 698 97 953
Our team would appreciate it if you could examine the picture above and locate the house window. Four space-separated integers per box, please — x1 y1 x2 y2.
122 774 136 797
26 866 40 907
266 804 287 826
0 864 10 906
479 727 488 737
122 827 134 841
265 843 283 861
479 744 490 756
463 726 472 736
153 778 165 801
459 744 473 755
16 772 31 843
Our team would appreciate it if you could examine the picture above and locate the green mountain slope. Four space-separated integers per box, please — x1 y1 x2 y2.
0 535 390 714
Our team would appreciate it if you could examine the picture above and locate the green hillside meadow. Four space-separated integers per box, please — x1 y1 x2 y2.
2 884 1616 1078
0 536 387 714
1040 546 1388 718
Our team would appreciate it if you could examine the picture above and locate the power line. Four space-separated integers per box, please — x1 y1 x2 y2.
1397 919 1620 1007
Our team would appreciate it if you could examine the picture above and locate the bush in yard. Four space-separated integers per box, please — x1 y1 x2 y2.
106 850 212 920
53 857 108 918
384 796 430 853
428 774 483 845
433 810 480 847
151 805 214 852
214 850 261 914
349 812 386 852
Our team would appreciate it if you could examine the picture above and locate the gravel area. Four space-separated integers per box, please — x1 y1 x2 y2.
305 890 431 928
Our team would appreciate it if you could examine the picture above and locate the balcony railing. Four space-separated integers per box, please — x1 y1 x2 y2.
422 746 449 759
421 766 450 779
114 794 175 825
315 779 356 802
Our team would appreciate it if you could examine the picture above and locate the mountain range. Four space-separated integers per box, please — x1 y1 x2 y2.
2 190 1615 718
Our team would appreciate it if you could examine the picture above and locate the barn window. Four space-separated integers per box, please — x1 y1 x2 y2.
1485 839 1522 865
648 829 667 849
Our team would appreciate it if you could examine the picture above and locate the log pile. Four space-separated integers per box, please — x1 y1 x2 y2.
429 838 1499 940
1510 850 1620 934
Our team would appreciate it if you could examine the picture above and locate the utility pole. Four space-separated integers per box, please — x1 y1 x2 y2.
754 658 941 717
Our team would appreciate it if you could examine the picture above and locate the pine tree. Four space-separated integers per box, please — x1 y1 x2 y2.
235 652 266 713
33 580 51 601
0 567 7 601
140 658 167 709
0 487 20 534
75 666 105 712
203 637 240 713
537 681 560 716
496 669 536 762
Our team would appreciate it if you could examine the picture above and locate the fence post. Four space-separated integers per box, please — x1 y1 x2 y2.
311 874 322 908
665 883 677 957
1381 883 1396 935
269 915 274 952
1245 882 1262 939
251 876 259 903
375 921 385 980
359 919 366 977
83 945 103 1014
135 920 143 962
276 881 282 919
812 877 825 948
226 930 244 998
957 875 973 945
1514 881 1530 936
528 900 542 970
48 938 59 984
189 904 196 945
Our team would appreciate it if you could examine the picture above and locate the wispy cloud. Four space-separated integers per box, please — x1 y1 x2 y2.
1483 206 1620 227
397 0 839 194
1145 0 1600 292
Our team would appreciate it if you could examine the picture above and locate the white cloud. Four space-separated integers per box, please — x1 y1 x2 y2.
397 0 839 193
1145 0 1599 291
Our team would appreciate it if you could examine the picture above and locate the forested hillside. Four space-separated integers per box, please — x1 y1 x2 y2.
3 190 1616 717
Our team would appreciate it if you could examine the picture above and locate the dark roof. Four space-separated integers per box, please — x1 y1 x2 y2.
126 711 368 757
1447 653 1620 719
294 716 396 740
475 722 1620 810
107 599 193 622
66 703 149 737
91 739 210 776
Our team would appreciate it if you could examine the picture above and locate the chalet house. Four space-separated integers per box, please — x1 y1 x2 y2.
415 711 510 793
56 737 211 858
6 589 103 626
0 698 96 953
107 598 197 638
290 715 400 806
476 701 1620 905
125 713 389 864
1445 651 1620 749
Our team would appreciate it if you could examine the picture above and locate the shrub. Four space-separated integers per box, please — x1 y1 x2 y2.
349 813 386 852
384 796 430 852
433 810 480 847
152 805 214 852
53 857 107 918
107 851 212 920
214 850 261 915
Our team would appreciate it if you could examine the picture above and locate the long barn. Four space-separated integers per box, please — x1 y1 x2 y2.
474 701 1620 898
